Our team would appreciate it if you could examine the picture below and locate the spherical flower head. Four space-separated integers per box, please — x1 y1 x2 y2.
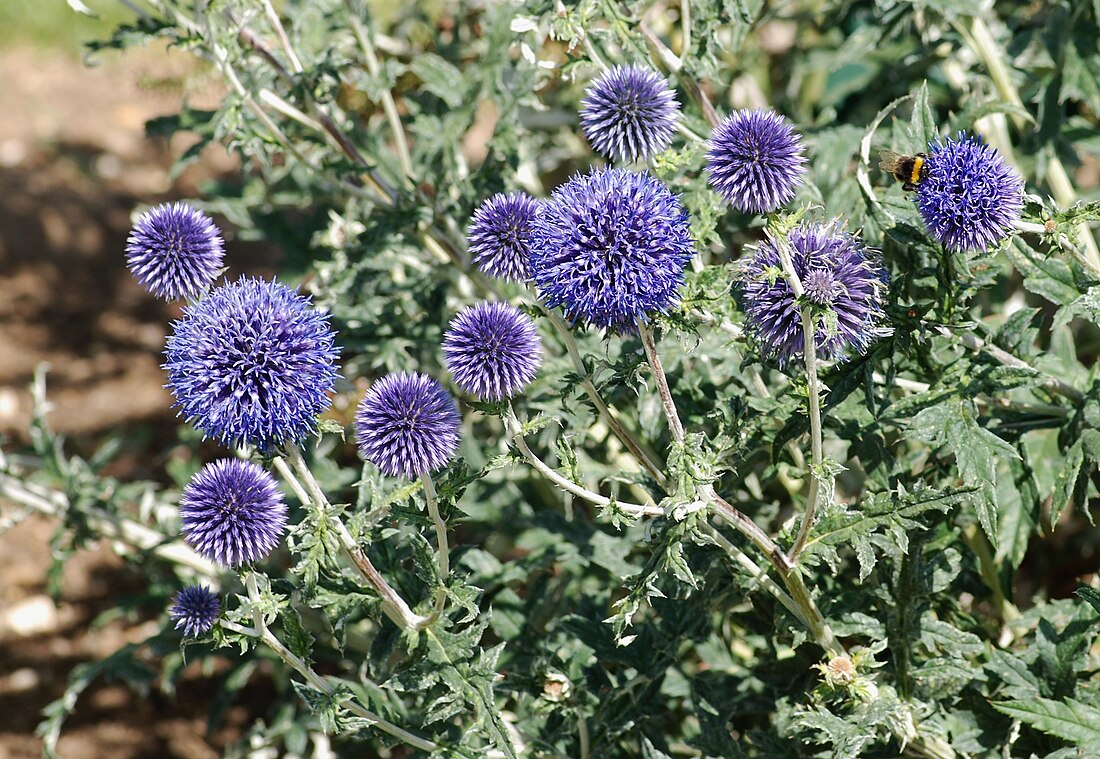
443 302 542 401
739 223 891 366
706 109 807 214
126 202 225 301
580 64 680 163
180 459 288 567
164 277 339 449
355 372 461 479
468 193 540 282
916 131 1023 252
169 584 220 637
529 167 695 333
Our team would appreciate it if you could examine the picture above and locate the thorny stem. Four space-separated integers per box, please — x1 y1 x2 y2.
636 319 842 655
277 445 427 629
702 521 805 626
576 706 591 759
678 0 691 67
230 17 397 204
544 309 667 487
503 404 663 517
637 22 720 128
259 0 303 73
420 473 449 626
234 580 439 752
768 230 826 565
636 319 685 443
707 491 842 657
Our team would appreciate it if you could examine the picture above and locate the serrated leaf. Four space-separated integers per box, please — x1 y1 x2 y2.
803 486 971 576
994 698 1100 748
939 401 1019 543
1053 440 1087 529
1076 587 1100 616
919 618 983 657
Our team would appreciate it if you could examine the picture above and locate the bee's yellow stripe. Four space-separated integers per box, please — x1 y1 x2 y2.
910 156 924 184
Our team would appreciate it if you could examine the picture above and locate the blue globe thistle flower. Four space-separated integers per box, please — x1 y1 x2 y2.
580 64 680 163
164 277 339 449
443 302 542 401
169 584 221 637
529 167 695 333
916 131 1023 252
739 223 891 366
355 372 461 478
181 459 287 567
468 193 540 282
126 202 225 301
706 109 807 214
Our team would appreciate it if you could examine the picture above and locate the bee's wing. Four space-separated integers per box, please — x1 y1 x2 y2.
877 150 902 172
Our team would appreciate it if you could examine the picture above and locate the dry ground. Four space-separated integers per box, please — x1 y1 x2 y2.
0 43 280 758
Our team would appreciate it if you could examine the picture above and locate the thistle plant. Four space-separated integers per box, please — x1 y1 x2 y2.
6 2 1100 759
125 201 225 300
580 64 681 163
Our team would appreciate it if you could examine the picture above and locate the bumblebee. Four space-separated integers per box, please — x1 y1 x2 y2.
878 150 928 192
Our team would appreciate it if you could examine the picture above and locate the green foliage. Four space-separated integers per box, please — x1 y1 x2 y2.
5 0 1100 757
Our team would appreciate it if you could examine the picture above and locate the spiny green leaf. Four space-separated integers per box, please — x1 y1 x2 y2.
993 697 1100 748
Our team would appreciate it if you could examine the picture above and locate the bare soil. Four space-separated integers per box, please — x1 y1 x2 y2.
0 44 280 758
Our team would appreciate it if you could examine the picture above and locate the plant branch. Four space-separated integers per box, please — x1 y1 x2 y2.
636 319 685 443
503 405 663 517
940 327 1084 403
706 489 842 656
960 15 1100 276
343 0 415 183
0 471 216 576
768 230 825 564
419 473 449 627
543 308 667 487
276 446 426 629
235 578 438 752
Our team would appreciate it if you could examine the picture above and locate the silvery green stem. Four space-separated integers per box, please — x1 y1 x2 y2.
942 327 1084 403
343 0 414 181
636 319 685 443
767 227 824 565
419 473 449 627
705 489 842 656
277 445 426 629
959 15 1100 276
702 521 805 626
544 308 667 486
234 580 439 752
504 404 663 517
0 470 216 577
678 0 691 67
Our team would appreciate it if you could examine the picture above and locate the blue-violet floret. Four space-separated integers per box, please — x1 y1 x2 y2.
126 201 225 301
580 64 680 163
529 167 695 333
916 131 1023 252
180 459 288 567
443 302 542 401
706 109 806 214
739 223 891 365
355 372 461 479
169 584 221 637
164 277 339 449
468 192 540 282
